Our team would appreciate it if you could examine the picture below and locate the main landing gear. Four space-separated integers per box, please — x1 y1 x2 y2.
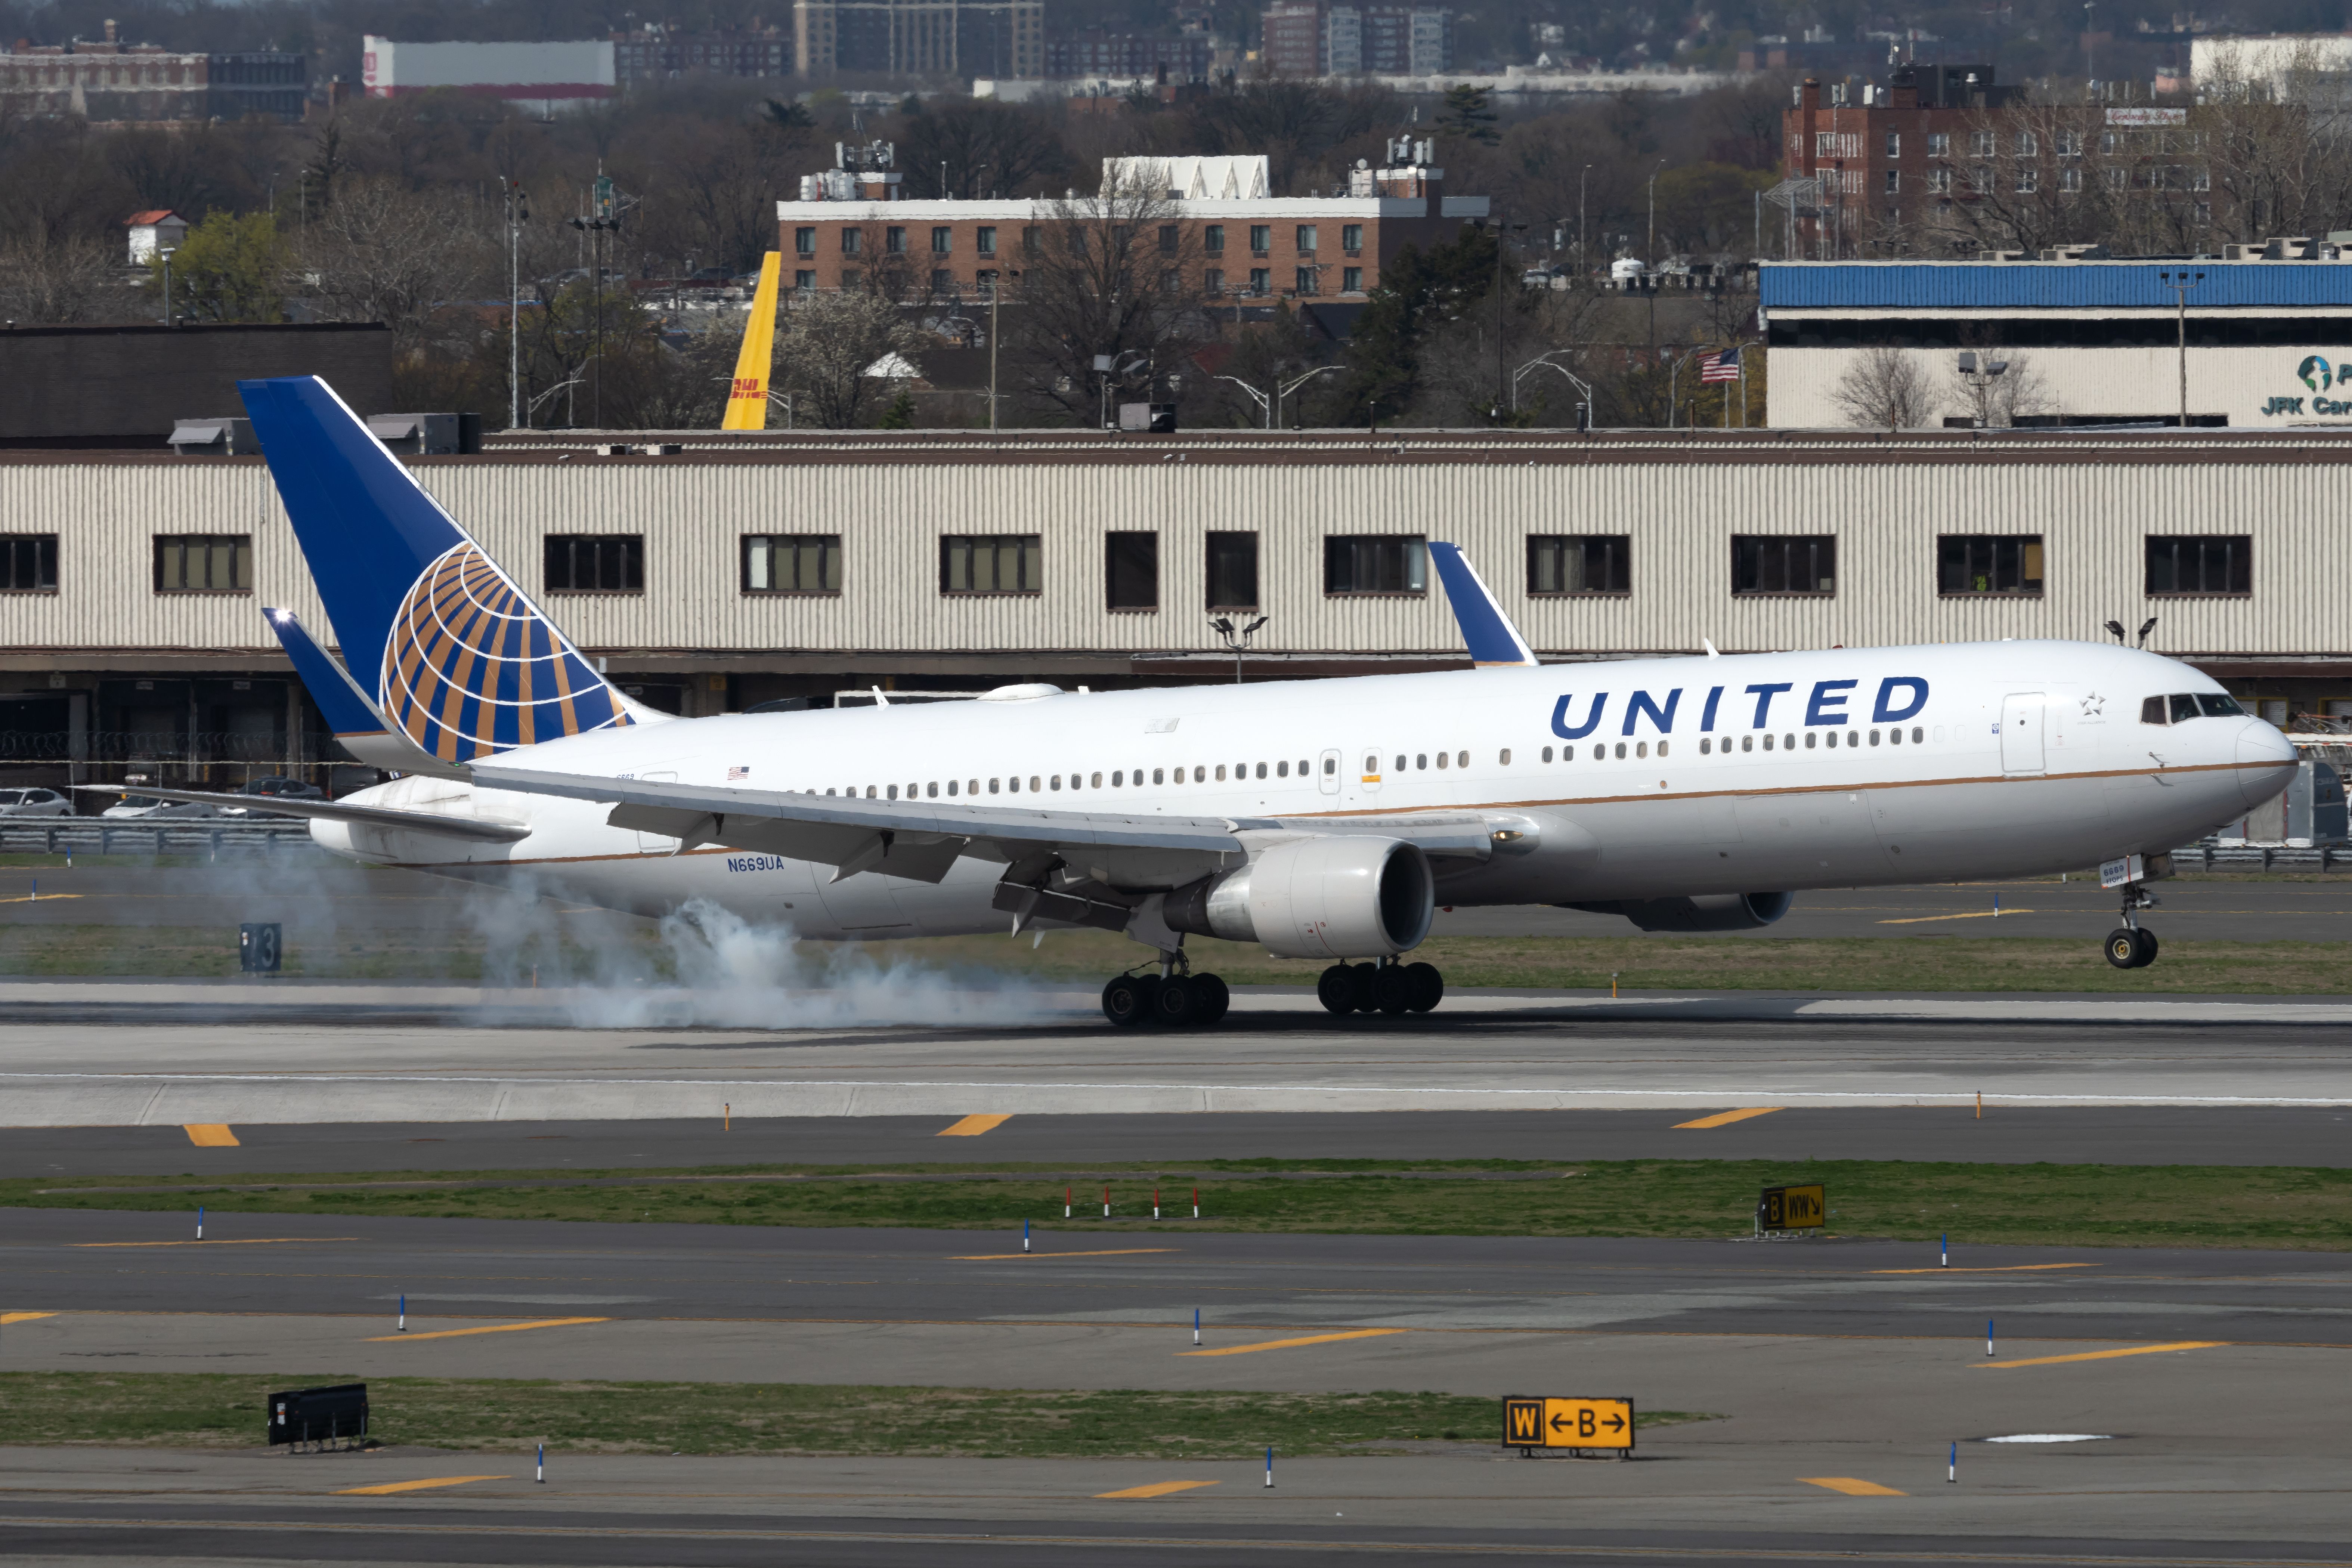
1317 958 1445 1017
2102 881 2162 969
1102 955 1231 1029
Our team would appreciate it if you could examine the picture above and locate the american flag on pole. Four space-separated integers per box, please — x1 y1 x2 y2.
1699 345 1743 383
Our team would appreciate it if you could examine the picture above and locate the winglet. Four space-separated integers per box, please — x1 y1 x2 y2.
1428 542 1538 668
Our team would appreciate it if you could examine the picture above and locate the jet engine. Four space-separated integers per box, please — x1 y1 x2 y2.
1563 891 1795 933
1166 836 1433 959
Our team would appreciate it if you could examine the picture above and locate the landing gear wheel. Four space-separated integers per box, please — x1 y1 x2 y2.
2134 928 2159 966
1404 961 1444 1012
1102 972 1158 1026
1191 972 1231 1025
1372 964 1415 1015
1154 975 1198 1027
2102 928 2156 970
1316 964 1356 1015
1349 962 1381 1013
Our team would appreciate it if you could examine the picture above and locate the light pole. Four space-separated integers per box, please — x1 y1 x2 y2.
528 378 584 426
1646 157 1668 272
1955 350 2009 428
2157 267 2204 427
1578 164 1590 281
1665 345 1710 428
568 168 622 429
157 246 175 325
1275 365 1341 430
1209 614 1268 684
2083 1 2096 85
1214 373 1272 428
1513 350 1593 429
1473 215 1528 417
504 178 529 430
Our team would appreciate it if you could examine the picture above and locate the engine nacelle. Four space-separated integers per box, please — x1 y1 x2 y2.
1563 891 1795 933
1167 836 1433 959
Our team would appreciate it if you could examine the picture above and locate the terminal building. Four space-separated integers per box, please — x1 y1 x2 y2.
3 426 2350 792
1763 259 2352 429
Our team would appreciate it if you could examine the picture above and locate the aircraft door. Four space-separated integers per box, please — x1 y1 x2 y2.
1356 746 1384 795
1999 694 2047 775
1318 748 1342 796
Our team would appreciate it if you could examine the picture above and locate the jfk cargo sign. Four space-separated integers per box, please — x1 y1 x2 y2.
2262 357 2352 418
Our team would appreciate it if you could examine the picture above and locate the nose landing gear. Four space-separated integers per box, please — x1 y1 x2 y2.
1317 958 1444 1016
2102 882 2162 969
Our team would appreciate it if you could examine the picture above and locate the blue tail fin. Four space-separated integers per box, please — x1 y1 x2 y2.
238 376 634 763
1428 542 1538 668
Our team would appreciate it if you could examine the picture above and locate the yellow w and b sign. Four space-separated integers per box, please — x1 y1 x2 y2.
1503 1396 1636 1452
1757 1182 1826 1233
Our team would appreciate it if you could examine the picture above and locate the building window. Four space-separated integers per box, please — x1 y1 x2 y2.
1296 224 1317 252
931 268 953 292
795 269 816 291
1158 224 1178 253
1022 225 1042 255
1342 266 1363 292
931 226 952 254
2013 130 2039 157
841 269 861 290
1731 535 1835 595
1205 267 1224 294
742 534 841 594
1248 224 1271 254
154 534 251 593
1970 163 1992 194
2146 535 2251 596
885 225 906 253
1885 169 1900 194
2061 167 2082 193
2057 129 2083 158
1938 534 2043 596
1248 267 1270 293
1325 534 1426 595
841 229 862 255
1204 223 1225 253
977 225 996 255
1 534 57 592
1528 534 1630 596
1342 223 1362 252
1105 531 1158 610
1927 132 1950 157
977 269 999 292
2015 166 2038 193
1971 130 1996 157
1884 130 1900 157
1295 267 1317 294
941 534 1041 595
1206 531 1258 608
1927 167 1952 194
544 534 644 594
795 226 816 256
2192 166 2211 191
1068 228 1087 257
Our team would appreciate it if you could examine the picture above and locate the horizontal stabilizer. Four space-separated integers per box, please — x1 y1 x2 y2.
72 785 530 843
261 607 463 780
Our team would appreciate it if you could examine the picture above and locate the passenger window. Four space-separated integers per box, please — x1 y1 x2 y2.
1256 763 1267 779
1029 776 1041 792
1008 777 1019 793
1541 746 1554 762
1415 754 1427 770
2140 696 2169 724
1195 766 1207 782
927 782 938 797
1658 742 1669 757
887 785 898 799
1700 738 1711 754
1216 765 1228 781
1869 729 1881 745
1636 742 1649 758
1434 753 1447 770
1456 751 1468 768
1762 735 1774 751
969 779 979 794
1783 734 1794 750
1153 768 1164 784
990 778 1001 793
1325 756 1339 773
1805 733 1817 749
2169 693 2201 722
1910 727 1923 743
1050 775 1062 790
1091 771 1103 787
947 781 957 795
1278 761 1289 777
1297 760 1307 774
1887 729 1900 746
1742 736 1753 752
2198 694 2243 717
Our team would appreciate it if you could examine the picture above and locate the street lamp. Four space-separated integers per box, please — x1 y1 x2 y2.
158 246 175 326
1209 614 1268 684
1214 373 1272 429
503 178 529 430
2156 268 2204 428
1955 350 2009 428
1578 164 1590 281
528 378 584 428
1513 350 1593 428
1275 364 1341 430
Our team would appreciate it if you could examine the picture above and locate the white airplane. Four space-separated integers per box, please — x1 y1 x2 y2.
111 377 2297 1024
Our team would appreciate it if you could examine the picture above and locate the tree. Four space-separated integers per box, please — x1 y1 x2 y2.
773 291 929 430
897 99 1070 200
302 179 490 351
1337 225 1499 423
1831 346 1938 430
1437 83 1500 146
1947 350 2057 428
877 387 917 428
0 231 123 324
151 210 290 322
1005 176 1200 425
1185 78 1395 195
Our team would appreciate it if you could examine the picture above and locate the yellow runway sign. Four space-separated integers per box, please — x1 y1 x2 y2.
1503 1396 1635 1451
1757 1183 1826 1233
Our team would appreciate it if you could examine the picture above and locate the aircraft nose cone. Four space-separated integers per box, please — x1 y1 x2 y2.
2236 720 2298 809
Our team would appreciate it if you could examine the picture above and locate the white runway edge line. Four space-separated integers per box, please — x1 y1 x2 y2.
5 1071 2352 1128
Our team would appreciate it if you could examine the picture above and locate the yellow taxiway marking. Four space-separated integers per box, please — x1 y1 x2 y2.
75 1238 358 1249
1095 1480 1220 1500
1878 910 2035 925
1975 1340 2226 1370
183 1124 239 1147
1673 1108 1782 1129
0 893 82 903
1874 1264 2095 1275
938 1114 1012 1137
336 1476 508 1497
0 1312 57 1324
951 1248 1179 1261
365 1317 609 1343
1801 1477 1907 1496
1181 1328 1405 1358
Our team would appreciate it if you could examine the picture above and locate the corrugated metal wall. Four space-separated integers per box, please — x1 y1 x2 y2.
2 451 2339 660
1761 260 2352 311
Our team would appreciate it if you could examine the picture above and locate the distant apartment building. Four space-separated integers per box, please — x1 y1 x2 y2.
791 0 1045 79
612 24 793 84
776 142 1486 302
1260 1 1451 77
0 21 304 122
1045 29 1211 81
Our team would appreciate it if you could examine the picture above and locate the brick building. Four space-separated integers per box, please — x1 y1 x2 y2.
1261 1 1451 77
612 25 792 84
776 145 1486 302
1781 65 2021 256
0 22 304 122
1045 30 1211 81
791 0 1044 79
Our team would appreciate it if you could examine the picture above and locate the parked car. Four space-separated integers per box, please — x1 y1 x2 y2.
100 794 215 820
0 786 71 817
218 776 326 817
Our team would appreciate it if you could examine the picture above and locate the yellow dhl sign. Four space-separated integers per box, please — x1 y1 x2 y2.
1503 1396 1636 1451
1758 1182 1826 1231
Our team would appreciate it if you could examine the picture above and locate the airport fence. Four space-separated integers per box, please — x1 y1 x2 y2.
0 821 318 857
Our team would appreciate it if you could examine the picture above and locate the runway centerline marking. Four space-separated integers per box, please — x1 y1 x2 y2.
1800 1476 1907 1496
0 1312 57 1324
183 1124 239 1147
1095 1480 1220 1499
1672 1108 1782 1129
1181 1329 1405 1358
1877 910 2037 924
364 1317 609 1342
0 893 80 904
951 1249 1179 1261
74 1238 358 1249
335 1476 508 1497
1976 1340 2226 1369
1874 1263 2096 1274
938 1114 1012 1137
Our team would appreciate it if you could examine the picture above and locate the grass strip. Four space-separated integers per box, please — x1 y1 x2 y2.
16 1157 2352 1249
0 1373 1709 1457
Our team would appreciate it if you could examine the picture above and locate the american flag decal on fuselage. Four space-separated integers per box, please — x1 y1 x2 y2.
381 542 632 762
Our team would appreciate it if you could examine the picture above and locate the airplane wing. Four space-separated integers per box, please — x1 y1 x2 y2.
71 785 531 843
1429 541 1539 668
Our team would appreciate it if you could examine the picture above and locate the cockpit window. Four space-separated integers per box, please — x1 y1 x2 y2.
2141 697 2167 724
2167 693 2201 723
2197 693 2244 718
